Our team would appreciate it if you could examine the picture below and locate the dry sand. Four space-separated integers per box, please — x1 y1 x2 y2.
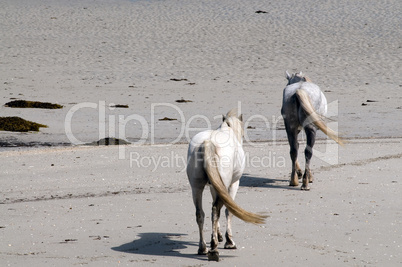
1 0 401 266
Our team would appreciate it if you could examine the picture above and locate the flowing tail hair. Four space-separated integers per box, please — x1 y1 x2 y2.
203 140 267 224
295 89 344 146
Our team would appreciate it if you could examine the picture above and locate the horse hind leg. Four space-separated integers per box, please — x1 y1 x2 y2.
224 209 236 249
217 222 223 242
208 190 222 242
286 126 300 186
296 161 303 180
191 186 208 255
302 126 317 190
208 197 224 261
224 181 239 249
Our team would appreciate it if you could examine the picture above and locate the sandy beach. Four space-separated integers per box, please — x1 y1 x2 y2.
1 140 401 266
1 0 401 266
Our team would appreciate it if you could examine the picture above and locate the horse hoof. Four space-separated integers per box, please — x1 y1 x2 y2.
224 242 237 249
289 182 299 187
207 250 220 261
218 232 224 242
297 171 303 179
301 186 310 191
197 248 208 255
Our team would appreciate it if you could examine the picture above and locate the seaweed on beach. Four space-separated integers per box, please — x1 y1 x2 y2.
86 137 131 146
0 117 48 132
109 104 129 108
175 98 193 103
170 78 188 82
159 117 177 121
5 100 63 109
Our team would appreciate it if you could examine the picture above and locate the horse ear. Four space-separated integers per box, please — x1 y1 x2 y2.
238 114 243 121
222 115 226 122
285 70 291 80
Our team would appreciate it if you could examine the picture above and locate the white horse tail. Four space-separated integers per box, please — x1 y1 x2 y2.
203 140 267 224
295 89 344 146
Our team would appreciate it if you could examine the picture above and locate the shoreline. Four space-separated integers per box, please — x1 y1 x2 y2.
2 134 402 150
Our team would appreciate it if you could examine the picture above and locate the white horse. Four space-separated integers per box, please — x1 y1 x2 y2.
281 71 344 190
186 109 266 261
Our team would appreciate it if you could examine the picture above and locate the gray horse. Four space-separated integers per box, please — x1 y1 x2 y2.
186 109 266 261
281 71 343 190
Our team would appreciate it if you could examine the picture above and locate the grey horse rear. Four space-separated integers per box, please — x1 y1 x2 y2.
186 109 266 261
281 71 343 190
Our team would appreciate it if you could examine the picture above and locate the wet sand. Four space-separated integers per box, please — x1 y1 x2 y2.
1 0 401 146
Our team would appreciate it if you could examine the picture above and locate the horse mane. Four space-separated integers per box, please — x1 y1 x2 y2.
287 71 312 85
225 108 238 118
223 108 244 142
296 72 312 82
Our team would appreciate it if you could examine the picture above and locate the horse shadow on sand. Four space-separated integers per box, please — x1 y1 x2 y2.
112 176 297 261
240 173 300 190
111 232 236 261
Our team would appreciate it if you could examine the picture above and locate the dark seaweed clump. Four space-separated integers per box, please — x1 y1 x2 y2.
110 104 129 108
0 117 48 132
175 98 193 103
5 100 63 109
86 137 131 146
159 117 177 121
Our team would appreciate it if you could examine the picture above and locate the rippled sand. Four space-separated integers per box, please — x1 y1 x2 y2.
1 0 401 146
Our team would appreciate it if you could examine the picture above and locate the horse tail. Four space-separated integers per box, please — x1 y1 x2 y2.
203 140 267 224
295 89 344 146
